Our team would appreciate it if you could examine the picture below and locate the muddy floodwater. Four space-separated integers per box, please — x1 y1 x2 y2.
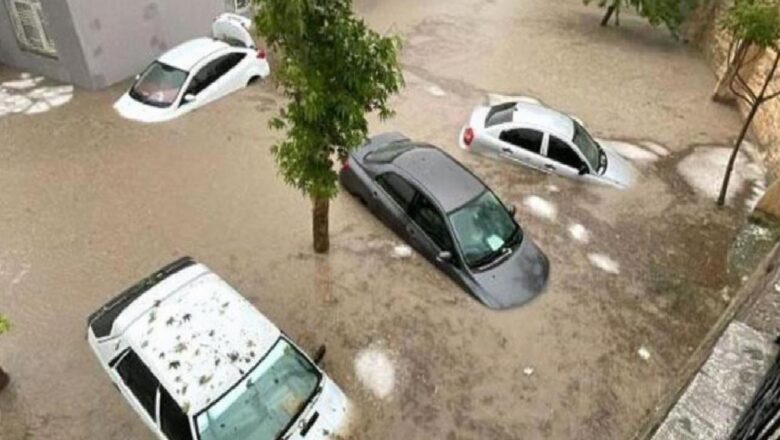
0 0 770 438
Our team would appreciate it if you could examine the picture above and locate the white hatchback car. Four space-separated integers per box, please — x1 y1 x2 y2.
115 13 270 123
460 101 635 189
87 257 350 440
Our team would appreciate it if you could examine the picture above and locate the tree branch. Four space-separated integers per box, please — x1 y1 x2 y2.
734 70 758 101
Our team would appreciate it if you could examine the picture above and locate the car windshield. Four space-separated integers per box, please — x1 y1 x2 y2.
196 339 322 440
571 122 602 171
448 191 521 269
129 62 188 108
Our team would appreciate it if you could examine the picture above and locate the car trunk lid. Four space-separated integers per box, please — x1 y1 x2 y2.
212 13 256 48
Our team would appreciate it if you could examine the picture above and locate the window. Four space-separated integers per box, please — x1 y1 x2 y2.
547 136 585 170
160 387 193 440
409 194 453 251
196 339 321 440
448 191 520 268
116 350 160 419
499 129 543 154
376 173 416 210
572 122 603 171
485 102 515 127
186 53 246 96
130 62 188 108
6 0 57 57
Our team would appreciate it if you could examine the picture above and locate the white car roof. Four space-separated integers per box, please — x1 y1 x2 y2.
512 102 575 141
158 38 230 71
123 270 281 415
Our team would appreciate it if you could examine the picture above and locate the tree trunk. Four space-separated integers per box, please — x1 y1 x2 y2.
718 104 760 206
601 6 616 26
719 50 780 206
713 42 762 104
0 366 9 393
312 196 330 253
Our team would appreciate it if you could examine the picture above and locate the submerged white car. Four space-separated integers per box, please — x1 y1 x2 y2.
460 101 635 189
87 257 350 440
115 13 270 123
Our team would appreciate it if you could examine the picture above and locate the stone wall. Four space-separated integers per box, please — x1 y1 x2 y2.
685 0 780 181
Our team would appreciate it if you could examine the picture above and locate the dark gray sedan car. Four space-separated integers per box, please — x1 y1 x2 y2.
339 132 550 309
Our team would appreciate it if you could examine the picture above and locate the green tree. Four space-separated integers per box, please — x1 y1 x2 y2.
0 315 9 393
254 0 404 253
583 0 698 37
717 0 780 206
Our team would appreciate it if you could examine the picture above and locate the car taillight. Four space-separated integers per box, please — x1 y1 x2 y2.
340 157 350 172
257 49 267 59
463 128 474 148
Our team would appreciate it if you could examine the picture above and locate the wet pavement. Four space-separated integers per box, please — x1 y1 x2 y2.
0 0 773 438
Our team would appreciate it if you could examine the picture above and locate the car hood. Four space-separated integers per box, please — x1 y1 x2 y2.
471 237 549 309
600 146 636 188
288 377 351 440
114 93 176 123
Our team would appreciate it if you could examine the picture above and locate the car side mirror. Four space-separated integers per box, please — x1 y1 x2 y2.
509 204 517 216
134 74 140 81
578 164 589 175
437 251 453 263
183 93 196 104
312 345 326 365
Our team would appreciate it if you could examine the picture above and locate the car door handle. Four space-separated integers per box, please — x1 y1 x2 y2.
544 164 556 171
501 147 512 154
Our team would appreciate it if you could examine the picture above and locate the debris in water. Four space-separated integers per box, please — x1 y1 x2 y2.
523 367 534 376
392 244 413 259
774 282 780 293
426 85 446 97
546 184 560 193
523 196 557 221
355 347 396 399
568 224 590 244
638 346 651 361
588 253 620 274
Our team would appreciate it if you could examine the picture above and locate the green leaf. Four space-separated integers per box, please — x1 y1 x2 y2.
254 0 404 200
0 315 10 335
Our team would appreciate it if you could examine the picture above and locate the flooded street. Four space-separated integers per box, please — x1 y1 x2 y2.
0 0 770 438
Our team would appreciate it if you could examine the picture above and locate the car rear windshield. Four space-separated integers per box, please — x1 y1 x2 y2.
364 142 415 163
485 102 515 127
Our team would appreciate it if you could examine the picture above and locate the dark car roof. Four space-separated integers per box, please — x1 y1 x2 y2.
393 146 486 212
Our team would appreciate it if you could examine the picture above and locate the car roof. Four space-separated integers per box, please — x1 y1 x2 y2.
158 38 231 71
123 271 281 415
512 102 575 141
393 146 486 212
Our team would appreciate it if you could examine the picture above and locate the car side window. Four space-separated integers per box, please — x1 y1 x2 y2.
499 128 543 154
376 173 417 210
115 350 160 419
409 194 454 251
185 53 246 97
547 136 585 169
159 386 193 440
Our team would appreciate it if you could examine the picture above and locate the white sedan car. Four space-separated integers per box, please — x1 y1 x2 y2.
87 257 350 440
115 13 270 123
460 101 635 189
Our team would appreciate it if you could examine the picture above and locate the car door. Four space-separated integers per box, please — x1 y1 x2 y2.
406 191 458 270
114 349 165 439
544 135 590 179
374 172 418 240
182 52 247 108
495 127 546 171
